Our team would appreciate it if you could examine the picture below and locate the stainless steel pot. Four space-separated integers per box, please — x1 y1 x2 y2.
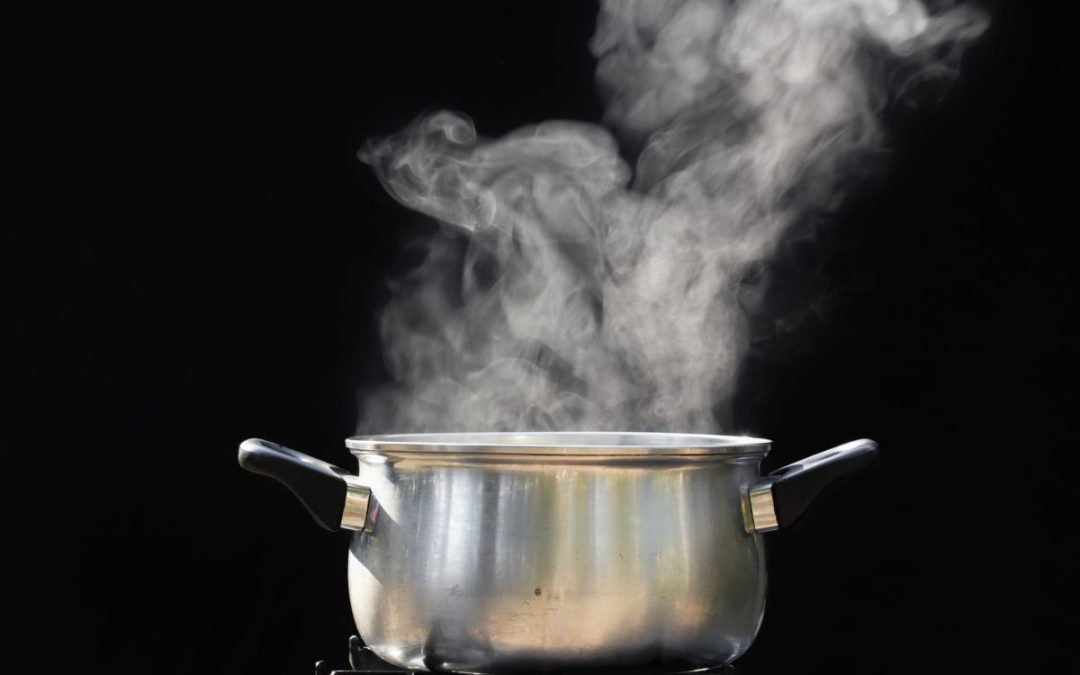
239 432 877 673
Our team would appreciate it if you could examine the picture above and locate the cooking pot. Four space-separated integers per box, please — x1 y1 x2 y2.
239 432 877 672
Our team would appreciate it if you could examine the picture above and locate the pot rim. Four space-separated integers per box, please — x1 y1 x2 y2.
345 431 770 456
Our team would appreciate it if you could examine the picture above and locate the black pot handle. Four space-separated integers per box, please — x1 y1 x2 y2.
238 438 375 532
744 439 878 533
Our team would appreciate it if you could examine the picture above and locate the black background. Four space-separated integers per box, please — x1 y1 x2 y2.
8 1 1078 673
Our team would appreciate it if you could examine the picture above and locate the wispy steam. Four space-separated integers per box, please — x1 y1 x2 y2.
358 0 987 433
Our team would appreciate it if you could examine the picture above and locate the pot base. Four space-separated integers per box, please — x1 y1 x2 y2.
315 635 736 675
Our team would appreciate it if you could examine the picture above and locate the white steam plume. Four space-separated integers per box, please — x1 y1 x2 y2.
358 0 987 433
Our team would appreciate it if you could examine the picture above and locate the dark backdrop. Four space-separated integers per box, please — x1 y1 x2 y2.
8 2 1077 673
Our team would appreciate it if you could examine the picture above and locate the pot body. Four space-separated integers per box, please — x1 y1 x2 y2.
346 446 768 672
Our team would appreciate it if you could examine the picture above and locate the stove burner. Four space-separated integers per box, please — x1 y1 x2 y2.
315 636 735 675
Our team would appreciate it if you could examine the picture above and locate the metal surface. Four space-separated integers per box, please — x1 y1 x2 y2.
342 476 375 533
342 433 771 673
744 483 778 534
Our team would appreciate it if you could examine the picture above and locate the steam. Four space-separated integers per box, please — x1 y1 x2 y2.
358 0 987 433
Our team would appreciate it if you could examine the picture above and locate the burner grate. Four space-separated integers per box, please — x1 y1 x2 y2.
315 636 734 675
